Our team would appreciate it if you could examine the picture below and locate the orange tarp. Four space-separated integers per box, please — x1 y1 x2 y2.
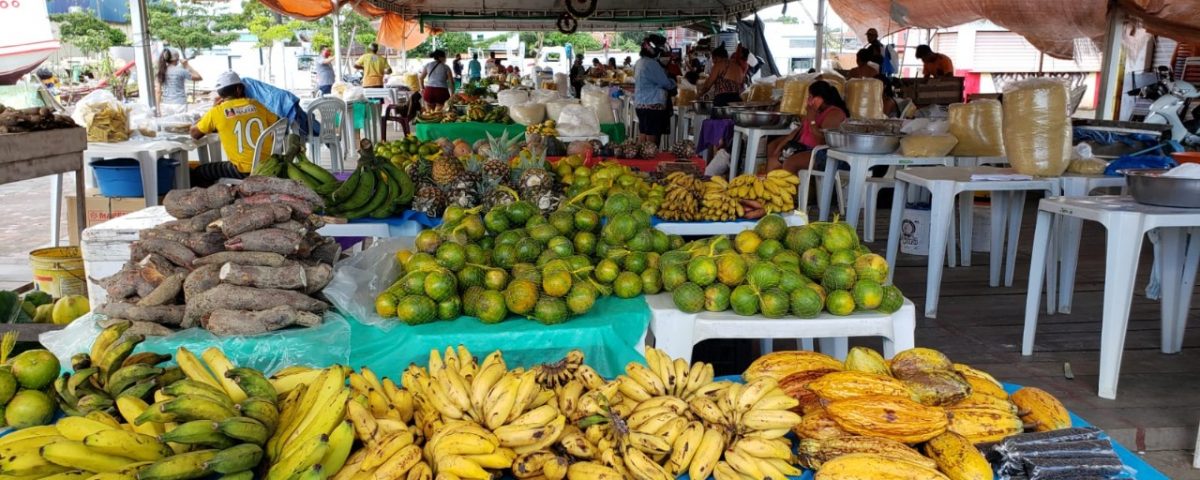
377 13 431 50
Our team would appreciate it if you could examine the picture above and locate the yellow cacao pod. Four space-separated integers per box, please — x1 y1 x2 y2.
962 375 1008 400
798 436 935 470
779 368 842 414
954 391 1018 414
807 371 913 402
953 363 1002 389
890 348 954 378
946 406 1024 444
825 395 948 444
744 350 844 382
1009 387 1070 432
844 347 891 376
924 431 994 480
792 407 852 440
902 370 973 406
814 453 951 480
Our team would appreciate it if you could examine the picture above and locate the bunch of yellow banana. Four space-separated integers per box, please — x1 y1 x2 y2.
688 376 805 480
701 176 744 221
53 321 179 418
400 346 566 477
264 365 355 480
512 450 569 479
727 171 801 213
333 366 426 479
532 349 587 389
617 347 722 404
659 172 704 221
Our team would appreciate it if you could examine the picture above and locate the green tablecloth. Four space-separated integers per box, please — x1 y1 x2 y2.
347 296 649 378
413 122 626 144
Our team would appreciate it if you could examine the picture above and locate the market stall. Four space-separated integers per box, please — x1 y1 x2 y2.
414 121 627 145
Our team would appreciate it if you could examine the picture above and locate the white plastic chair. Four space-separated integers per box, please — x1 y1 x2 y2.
838 166 897 243
250 118 290 174
306 97 349 171
798 146 845 216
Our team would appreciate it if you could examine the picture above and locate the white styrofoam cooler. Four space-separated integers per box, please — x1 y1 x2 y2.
81 206 175 305
899 206 931 256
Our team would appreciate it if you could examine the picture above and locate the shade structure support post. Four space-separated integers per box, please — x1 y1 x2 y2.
333 0 343 83
813 0 825 71
1096 6 1125 120
129 0 157 111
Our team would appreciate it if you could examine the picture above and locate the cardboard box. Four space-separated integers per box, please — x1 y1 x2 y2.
66 191 155 244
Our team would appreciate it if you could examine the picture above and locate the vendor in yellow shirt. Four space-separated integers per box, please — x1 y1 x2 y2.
355 43 392 88
190 71 279 187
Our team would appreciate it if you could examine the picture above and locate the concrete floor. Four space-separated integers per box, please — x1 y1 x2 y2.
0 174 75 290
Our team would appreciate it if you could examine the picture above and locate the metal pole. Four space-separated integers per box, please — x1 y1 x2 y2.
1096 7 1125 120
128 0 156 110
813 0 825 71
332 0 342 83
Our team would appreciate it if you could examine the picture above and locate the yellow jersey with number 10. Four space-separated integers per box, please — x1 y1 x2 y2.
195 97 279 173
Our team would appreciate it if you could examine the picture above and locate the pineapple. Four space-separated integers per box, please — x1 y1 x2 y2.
481 185 519 210
638 141 659 159
512 149 560 214
411 185 448 217
405 159 433 188
482 132 516 184
431 155 465 185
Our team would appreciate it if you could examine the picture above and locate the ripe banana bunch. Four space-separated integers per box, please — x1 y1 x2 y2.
346 366 416 439
265 365 354 480
512 450 569 480
700 176 744 221
687 376 805 480
14 414 167 477
616 347 721 404
659 172 704 221
532 349 587 389
53 320 177 417
728 171 800 213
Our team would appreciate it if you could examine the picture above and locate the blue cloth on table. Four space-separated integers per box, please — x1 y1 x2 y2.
697 118 735 154
1073 128 1159 147
1104 154 1176 176
242 77 311 135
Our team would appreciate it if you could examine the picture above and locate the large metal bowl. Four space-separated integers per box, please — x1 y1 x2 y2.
733 111 796 129
825 130 901 154
691 100 713 115
728 101 777 110
710 106 736 120
1122 168 1200 208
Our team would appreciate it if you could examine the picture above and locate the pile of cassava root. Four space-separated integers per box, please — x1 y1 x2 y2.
94 177 340 336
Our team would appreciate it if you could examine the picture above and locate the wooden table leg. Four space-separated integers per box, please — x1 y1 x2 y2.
74 165 86 244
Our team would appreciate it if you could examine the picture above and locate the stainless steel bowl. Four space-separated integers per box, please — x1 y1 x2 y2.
692 100 713 115
825 130 901 154
710 106 735 120
728 101 777 110
733 111 796 129
1122 168 1200 208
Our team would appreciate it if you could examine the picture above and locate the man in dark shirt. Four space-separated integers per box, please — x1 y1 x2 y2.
865 28 885 66
569 54 586 98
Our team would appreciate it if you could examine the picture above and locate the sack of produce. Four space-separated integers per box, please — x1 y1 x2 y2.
948 99 1004 157
748 82 775 102
399 72 420 92
846 78 885 120
545 98 580 122
497 89 530 108
780 75 816 115
900 134 959 157
508 102 546 126
582 85 616 123
71 90 130 142
556 104 602 137
554 72 571 96
676 86 697 108
1003 79 1072 176
529 89 559 105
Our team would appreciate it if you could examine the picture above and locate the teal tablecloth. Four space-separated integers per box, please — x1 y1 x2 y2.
413 121 627 144
347 296 649 379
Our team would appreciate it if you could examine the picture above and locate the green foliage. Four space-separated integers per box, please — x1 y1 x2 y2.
148 2 240 55
517 32 602 58
241 1 305 48
411 32 508 59
50 12 129 56
615 31 664 52
768 16 799 24
308 8 377 52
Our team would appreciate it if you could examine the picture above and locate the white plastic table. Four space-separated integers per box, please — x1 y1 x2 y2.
1045 175 1128 314
818 150 955 232
884 166 1061 318
317 220 424 238
1023 196 1200 399
646 293 917 363
653 213 806 236
83 135 222 207
316 213 807 239
727 125 794 180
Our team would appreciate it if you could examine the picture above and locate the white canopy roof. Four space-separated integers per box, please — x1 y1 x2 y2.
367 0 783 31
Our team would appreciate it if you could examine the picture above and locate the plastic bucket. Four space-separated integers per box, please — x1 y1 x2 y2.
30 247 86 297
91 158 179 197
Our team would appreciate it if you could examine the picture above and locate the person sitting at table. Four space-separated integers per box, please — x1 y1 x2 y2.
589 58 604 77
915 45 955 78
623 56 633 68
765 80 847 174
355 43 392 88
607 58 619 70
190 71 279 187
695 45 746 107
633 34 676 146
419 50 455 111
847 49 879 79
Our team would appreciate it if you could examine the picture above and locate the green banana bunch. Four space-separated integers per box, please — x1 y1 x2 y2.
254 154 284 177
53 321 173 418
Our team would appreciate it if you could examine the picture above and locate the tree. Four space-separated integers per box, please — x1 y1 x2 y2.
308 8 377 52
50 12 128 56
768 16 799 24
149 2 240 55
241 1 306 48
615 31 663 52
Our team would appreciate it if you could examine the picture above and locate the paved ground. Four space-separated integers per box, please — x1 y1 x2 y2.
0 174 75 290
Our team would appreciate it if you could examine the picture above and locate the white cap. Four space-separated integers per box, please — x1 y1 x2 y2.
214 71 243 90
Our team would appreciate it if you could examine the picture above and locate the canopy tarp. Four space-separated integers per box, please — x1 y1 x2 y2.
367 0 783 31
828 0 1200 60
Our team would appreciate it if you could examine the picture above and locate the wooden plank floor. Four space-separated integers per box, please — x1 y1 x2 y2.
693 197 1200 478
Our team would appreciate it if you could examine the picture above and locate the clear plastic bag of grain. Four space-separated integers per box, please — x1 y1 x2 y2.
846 78 886 120
1003 79 1072 176
901 134 959 157
949 99 1004 157
780 75 816 116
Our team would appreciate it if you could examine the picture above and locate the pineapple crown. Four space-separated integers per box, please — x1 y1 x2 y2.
486 131 521 163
